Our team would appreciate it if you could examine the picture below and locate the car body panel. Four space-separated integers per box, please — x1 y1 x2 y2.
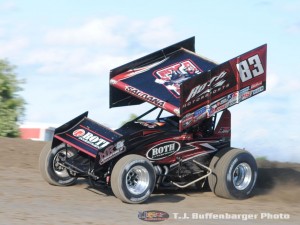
109 38 267 131
54 117 123 158
48 38 267 190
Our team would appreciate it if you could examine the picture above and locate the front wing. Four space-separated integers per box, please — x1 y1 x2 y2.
54 114 123 160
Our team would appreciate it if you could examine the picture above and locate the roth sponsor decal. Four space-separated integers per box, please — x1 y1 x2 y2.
72 129 110 150
125 86 165 107
146 141 181 160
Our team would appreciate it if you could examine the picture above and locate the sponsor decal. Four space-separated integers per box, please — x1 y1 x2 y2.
182 91 209 109
179 106 208 130
252 86 264 95
241 91 251 101
73 129 85 137
240 86 250 94
186 70 228 102
98 140 126 165
239 86 251 101
146 141 181 160
182 69 236 111
136 121 157 128
239 84 264 101
218 127 231 134
72 129 110 149
154 59 202 98
138 210 169 222
135 121 165 128
193 106 208 122
251 81 263 90
209 92 238 116
181 113 193 129
125 86 165 107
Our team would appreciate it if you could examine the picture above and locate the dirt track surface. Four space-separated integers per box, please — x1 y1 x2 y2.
0 137 299 225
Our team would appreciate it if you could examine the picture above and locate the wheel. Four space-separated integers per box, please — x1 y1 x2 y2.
39 142 78 186
111 154 156 204
208 148 257 199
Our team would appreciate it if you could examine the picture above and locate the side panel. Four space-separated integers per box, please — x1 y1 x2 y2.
179 44 267 130
126 132 223 165
214 109 231 139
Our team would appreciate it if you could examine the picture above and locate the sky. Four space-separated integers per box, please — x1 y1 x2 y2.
0 0 300 162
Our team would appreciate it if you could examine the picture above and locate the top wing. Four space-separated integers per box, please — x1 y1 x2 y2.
109 38 267 130
110 49 217 116
109 37 197 109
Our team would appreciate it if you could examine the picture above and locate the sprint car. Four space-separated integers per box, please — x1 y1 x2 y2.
39 37 267 203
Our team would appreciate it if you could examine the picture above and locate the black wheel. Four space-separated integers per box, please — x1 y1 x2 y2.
39 142 77 186
208 148 257 199
111 154 156 204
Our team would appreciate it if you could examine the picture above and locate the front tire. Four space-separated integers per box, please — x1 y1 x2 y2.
111 154 156 204
208 148 257 199
39 142 78 186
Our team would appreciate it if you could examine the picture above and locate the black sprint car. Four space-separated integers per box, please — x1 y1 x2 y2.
39 37 267 203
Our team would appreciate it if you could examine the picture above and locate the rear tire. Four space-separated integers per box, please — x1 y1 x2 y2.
39 142 77 186
111 154 156 204
208 148 257 199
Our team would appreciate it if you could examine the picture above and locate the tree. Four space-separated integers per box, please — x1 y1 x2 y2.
0 59 25 137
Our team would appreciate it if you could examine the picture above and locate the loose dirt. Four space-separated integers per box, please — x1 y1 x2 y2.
0 137 299 224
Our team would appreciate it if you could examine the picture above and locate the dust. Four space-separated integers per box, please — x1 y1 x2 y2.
254 158 300 203
0 137 299 203
0 137 299 225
